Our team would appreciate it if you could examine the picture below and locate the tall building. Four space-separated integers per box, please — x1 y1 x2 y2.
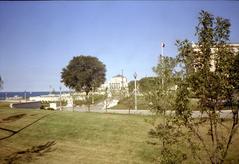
192 43 239 72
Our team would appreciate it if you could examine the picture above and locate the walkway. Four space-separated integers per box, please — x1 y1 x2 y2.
63 106 235 118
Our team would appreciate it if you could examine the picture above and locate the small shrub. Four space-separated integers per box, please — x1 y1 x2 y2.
46 108 55 111
40 105 45 110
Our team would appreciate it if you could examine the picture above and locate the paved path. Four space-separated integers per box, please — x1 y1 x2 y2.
62 99 237 118
191 110 235 118
62 106 235 118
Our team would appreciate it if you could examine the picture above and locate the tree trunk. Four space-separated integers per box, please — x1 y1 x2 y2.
86 92 91 112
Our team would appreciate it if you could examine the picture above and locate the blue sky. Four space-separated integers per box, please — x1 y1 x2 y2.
0 1 239 91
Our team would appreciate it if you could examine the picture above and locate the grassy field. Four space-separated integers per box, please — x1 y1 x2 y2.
111 97 206 111
0 102 11 109
0 108 239 164
0 108 156 164
111 96 148 110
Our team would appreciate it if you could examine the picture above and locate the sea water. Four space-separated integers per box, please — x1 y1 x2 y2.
0 92 58 100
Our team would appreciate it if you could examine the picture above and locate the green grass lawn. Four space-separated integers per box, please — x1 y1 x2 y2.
111 96 148 110
111 96 199 110
0 108 156 164
0 102 11 109
0 108 239 164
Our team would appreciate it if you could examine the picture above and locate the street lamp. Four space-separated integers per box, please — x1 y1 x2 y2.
24 90 27 102
133 72 137 110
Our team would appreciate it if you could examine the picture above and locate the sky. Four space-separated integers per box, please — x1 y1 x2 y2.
0 1 239 92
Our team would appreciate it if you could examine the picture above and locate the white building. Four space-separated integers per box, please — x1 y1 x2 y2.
99 75 128 91
109 75 128 90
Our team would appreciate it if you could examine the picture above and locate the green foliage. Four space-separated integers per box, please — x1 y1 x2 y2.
128 77 158 94
145 55 178 114
229 52 239 91
145 50 184 162
175 81 191 117
148 115 189 163
46 107 55 111
139 77 157 93
40 105 45 110
153 55 177 80
175 10 239 164
147 10 239 164
128 80 136 93
61 56 106 95
175 39 195 76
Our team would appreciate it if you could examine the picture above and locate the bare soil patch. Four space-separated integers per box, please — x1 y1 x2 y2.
0 114 26 123
4 141 56 164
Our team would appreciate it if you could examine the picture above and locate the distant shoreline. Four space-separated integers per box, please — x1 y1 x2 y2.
0 91 69 100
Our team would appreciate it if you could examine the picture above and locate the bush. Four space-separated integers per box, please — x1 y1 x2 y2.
46 107 55 110
40 105 45 110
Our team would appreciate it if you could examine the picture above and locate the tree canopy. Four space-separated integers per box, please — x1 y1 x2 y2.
175 10 239 163
61 56 106 95
128 77 157 94
148 10 239 164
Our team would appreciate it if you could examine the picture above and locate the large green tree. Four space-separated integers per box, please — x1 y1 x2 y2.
175 10 239 163
148 10 239 164
61 55 106 95
128 77 157 94
138 77 157 93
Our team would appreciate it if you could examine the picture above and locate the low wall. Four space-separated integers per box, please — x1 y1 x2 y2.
11 101 41 109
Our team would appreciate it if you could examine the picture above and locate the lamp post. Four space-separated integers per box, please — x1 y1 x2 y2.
24 90 27 102
59 86 62 111
133 72 137 110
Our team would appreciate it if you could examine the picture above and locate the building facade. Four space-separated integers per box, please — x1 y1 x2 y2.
192 43 239 72
99 75 128 91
